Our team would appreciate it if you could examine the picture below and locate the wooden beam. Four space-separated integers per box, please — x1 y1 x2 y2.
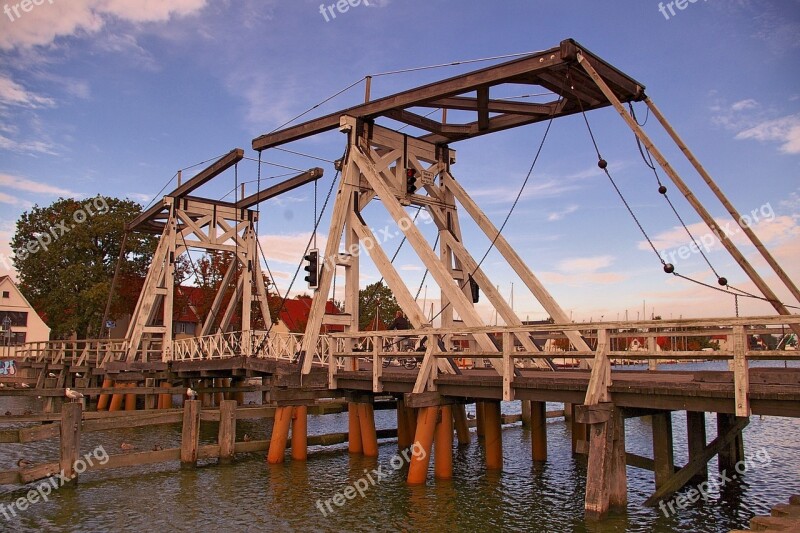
127 149 244 231
423 96 559 116
644 416 749 506
236 168 323 209
579 52 800 338
252 39 644 150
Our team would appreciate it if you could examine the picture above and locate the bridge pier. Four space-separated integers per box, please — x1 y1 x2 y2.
347 402 362 454
267 406 292 464
434 405 454 480
396 395 412 450
578 403 627 520
291 405 308 461
483 400 503 470
357 402 378 457
453 403 470 445
407 405 437 485
531 400 547 462
718 413 745 472
475 401 485 438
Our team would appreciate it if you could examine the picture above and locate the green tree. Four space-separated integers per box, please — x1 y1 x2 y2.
11 197 155 339
358 281 401 330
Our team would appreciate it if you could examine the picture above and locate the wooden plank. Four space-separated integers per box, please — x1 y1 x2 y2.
732 326 750 416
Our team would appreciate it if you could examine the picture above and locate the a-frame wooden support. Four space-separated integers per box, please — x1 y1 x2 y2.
126 197 271 362
300 116 591 375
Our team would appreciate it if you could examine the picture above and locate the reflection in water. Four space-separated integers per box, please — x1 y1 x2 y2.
0 361 798 532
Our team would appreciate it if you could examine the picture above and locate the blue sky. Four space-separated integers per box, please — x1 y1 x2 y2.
0 0 798 323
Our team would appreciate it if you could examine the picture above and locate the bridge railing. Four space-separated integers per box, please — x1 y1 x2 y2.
0 339 129 367
329 315 800 416
170 330 332 365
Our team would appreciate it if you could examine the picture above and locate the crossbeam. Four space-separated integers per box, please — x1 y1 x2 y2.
252 39 644 151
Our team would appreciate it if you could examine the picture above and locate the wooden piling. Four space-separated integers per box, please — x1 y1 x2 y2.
434 406 454 480
531 400 547 462
180 400 201 466
267 406 292 464
396 396 412 450
109 382 124 412
521 400 532 428
124 382 137 411
476 401 485 438
717 413 745 472
97 378 113 410
571 417 588 454
687 411 707 483
652 412 675 489
453 403 471 445
59 402 82 485
407 405 437 485
144 378 157 410
158 382 172 409
584 405 627 520
348 402 362 454
358 402 379 458
483 401 503 470
218 400 237 464
291 405 308 461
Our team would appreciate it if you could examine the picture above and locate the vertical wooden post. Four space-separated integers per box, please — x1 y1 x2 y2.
434 406 453 480
180 400 201 466
584 405 626 519
218 400 237 464
531 400 547 462
144 378 156 410
358 402 379 458
60 402 82 485
97 377 113 411
291 405 308 461
652 412 674 489
483 401 503 470
233 379 245 406
687 411 707 483
407 405 437 485
717 413 744 472
564 402 573 421
348 402 362 454
396 396 411 450
124 382 137 411
476 401 485 438
267 406 292 464
521 400 532 428
159 381 173 409
453 403 471 445
572 417 588 455
609 407 627 508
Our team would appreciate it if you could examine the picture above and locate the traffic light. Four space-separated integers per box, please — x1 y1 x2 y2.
304 249 319 289
406 168 417 194
469 275 480 303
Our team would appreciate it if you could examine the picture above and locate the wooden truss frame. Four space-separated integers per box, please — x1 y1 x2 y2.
125 151 323 362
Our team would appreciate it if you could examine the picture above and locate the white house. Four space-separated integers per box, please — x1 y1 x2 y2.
0 275 51 348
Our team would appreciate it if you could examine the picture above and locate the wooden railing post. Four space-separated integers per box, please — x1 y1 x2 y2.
732 325 750 417
502 332 514 401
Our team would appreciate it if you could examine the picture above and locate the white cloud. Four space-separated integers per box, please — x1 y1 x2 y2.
558 255 615 274
0 173 76 196
0 75 55 108
736 114 800 154
0 191 18 204
0 134 59 155
547 204 578 222
0 0 208 51
731 99 759 112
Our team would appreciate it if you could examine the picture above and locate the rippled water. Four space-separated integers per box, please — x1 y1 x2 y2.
1 361 798 532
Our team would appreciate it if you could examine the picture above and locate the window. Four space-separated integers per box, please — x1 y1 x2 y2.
0 311 27 327
1 291 8 299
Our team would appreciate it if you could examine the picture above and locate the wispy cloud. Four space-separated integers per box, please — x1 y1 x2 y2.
547 204 578 222
0 75 55 108
710 95 800 154
0 134 59 155
736 114 800 154
0 173 77 196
